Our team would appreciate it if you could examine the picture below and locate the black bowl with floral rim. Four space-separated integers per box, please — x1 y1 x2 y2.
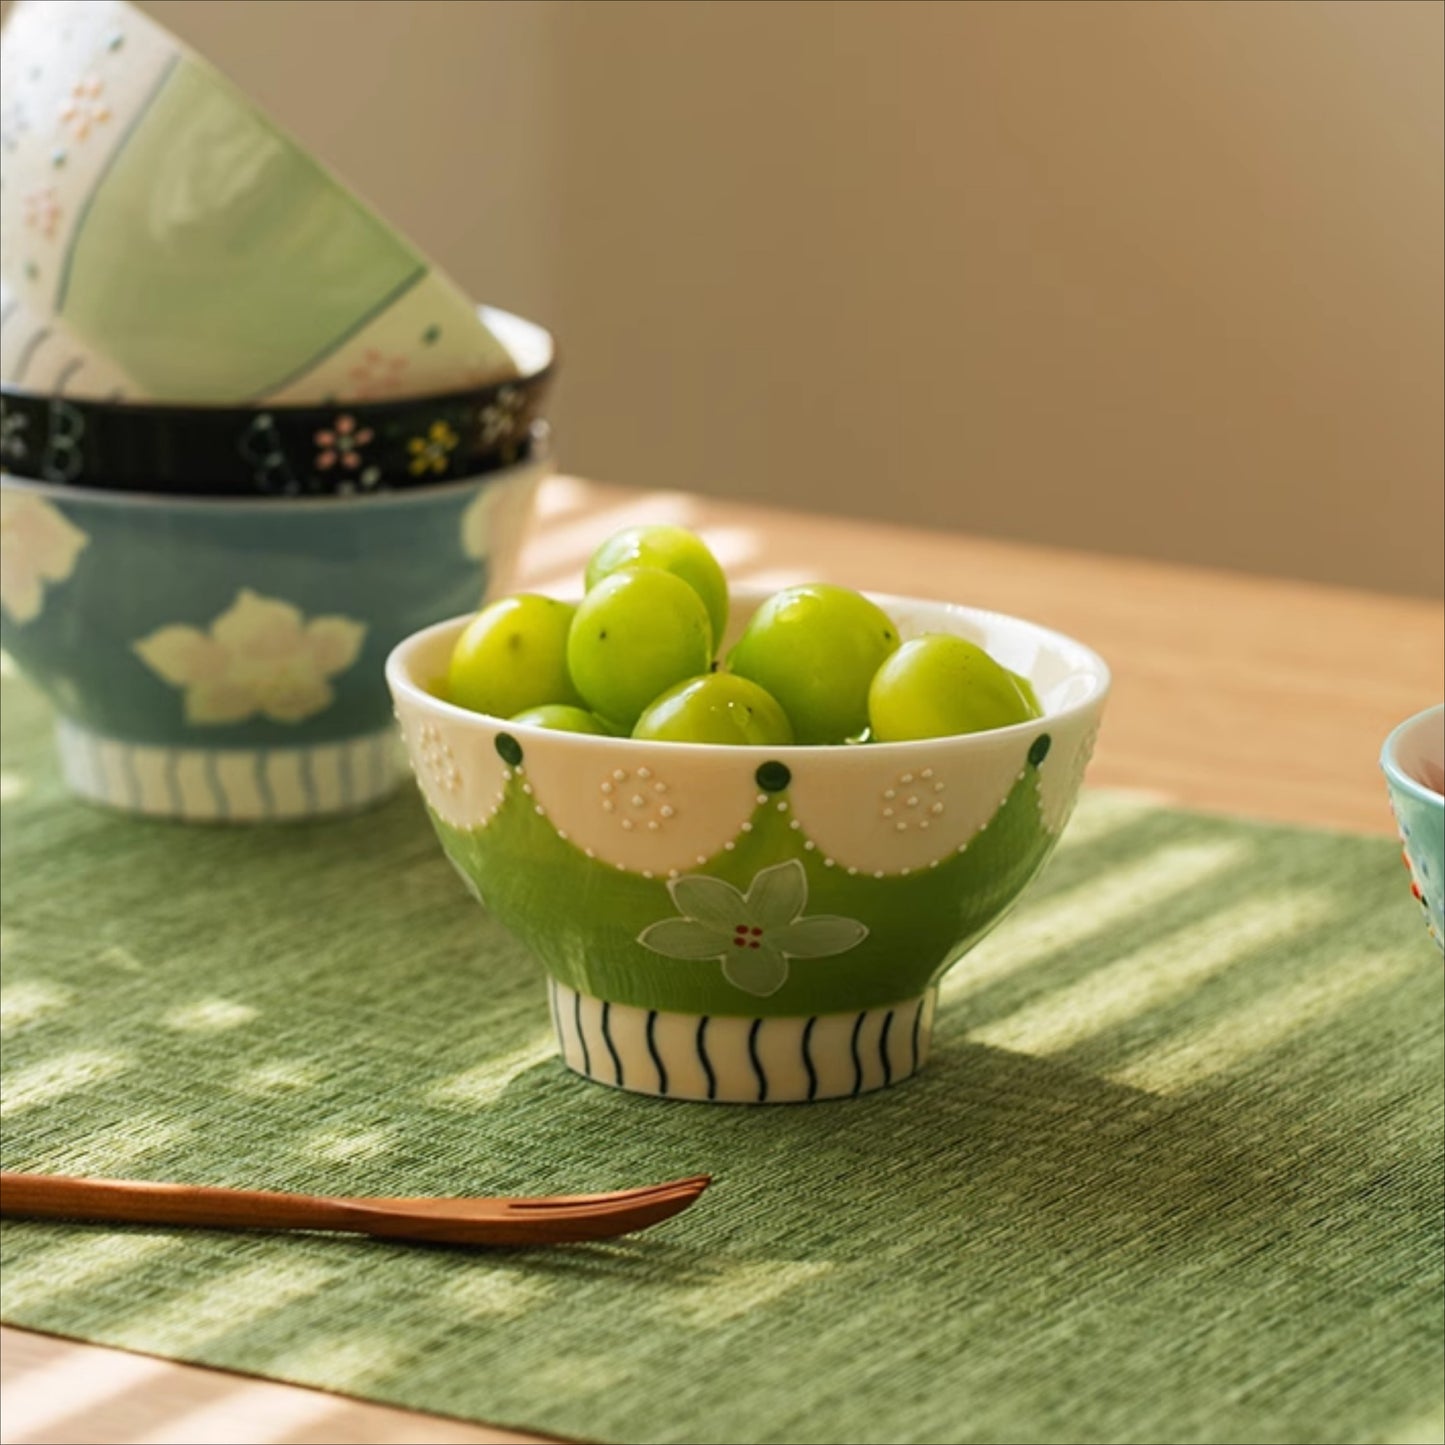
0 309 556 498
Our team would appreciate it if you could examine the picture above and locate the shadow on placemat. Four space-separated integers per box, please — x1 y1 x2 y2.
2 664 1442 1445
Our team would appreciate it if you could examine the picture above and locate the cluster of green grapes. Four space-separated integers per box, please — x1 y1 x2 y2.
446 525 1042 745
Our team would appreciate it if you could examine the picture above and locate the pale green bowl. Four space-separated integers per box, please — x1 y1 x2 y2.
0 0 513 403
387 589 1111 1103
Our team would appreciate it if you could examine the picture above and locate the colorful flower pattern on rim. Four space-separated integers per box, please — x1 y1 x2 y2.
408 420 459 477
477 386 526 447
639 859 868 997
0 493 88 625
313 414 380 489
133 588 366 725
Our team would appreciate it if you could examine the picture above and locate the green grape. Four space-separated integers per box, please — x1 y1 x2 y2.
727 583 899 744
584 524 729 643
1009 669 1042 716
633 674 794 745
448 594 581 718
566 567 714 728
510 704 615 736
868 634 1042 741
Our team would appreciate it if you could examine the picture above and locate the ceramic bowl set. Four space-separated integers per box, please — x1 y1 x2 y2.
0 0 555 822
5 1 1432 1108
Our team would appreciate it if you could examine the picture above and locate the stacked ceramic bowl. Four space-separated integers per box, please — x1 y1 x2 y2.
0 0 557 822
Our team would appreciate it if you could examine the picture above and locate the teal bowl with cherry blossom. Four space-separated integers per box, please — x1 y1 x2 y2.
0 434 549 821
387 588 1111 1103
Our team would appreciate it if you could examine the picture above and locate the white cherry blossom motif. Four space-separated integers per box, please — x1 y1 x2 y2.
0 492 89 625
639 860 867 997
133 589 366 725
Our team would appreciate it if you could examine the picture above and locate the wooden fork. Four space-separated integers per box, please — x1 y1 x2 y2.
0 1171 711 1248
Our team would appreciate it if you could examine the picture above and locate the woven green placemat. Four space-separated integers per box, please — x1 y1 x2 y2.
2 659 1442 1445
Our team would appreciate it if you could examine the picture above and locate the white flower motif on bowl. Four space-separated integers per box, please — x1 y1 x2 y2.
0 492 88 625
639 859 868 997
133 588 366 725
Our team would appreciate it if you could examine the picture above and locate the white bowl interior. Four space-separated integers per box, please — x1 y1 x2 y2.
1385 704 1445 799
481 307 555 380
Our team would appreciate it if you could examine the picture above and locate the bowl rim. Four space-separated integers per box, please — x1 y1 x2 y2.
386 586 1112 760
0 306 557 418
0 425 552 514
1381 702 1445 810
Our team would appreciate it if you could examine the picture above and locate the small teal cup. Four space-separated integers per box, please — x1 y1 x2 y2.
1380 703 1445 953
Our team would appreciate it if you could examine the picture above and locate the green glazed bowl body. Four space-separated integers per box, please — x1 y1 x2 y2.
388 589 1110 1103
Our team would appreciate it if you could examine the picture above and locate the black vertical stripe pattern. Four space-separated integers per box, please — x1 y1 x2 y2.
747 1018 768 1103
645 1011 668 1095
879 1009 895 1088
599 1001 624 1086
910 999 923 1077
801 1017 819 1101
574 990 591 1077
696 1016 716 1100
849 1012 867 1097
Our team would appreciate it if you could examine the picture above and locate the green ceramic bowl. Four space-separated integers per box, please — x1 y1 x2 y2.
387 589 1111 1103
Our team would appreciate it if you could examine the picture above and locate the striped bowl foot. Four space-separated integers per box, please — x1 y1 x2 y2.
547 979 936 1104
54 717 406 822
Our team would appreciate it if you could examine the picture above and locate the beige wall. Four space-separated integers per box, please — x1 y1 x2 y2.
45 2 1445 593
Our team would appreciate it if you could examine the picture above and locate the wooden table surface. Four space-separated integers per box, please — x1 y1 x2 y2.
3 476 1442 1445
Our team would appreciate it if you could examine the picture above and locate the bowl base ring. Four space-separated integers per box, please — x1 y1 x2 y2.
54 717 405 822
547 979 937 1104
